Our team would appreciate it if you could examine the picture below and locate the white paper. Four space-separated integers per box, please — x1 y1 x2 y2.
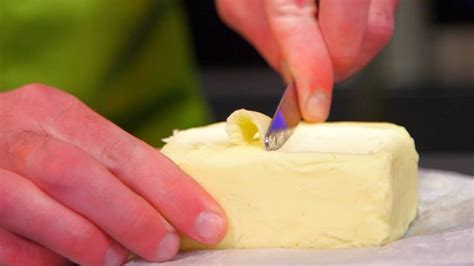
128 169 474 265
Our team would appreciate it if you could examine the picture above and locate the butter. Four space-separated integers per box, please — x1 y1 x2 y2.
225 109 271 146
162 110 419 250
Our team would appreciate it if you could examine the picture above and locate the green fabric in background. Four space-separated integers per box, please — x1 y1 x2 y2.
0 0 209 146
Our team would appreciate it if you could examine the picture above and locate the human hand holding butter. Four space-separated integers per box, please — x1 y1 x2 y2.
0 84 227 265
0 1 398 265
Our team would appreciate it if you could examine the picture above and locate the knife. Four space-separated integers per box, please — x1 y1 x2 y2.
264 82 302 151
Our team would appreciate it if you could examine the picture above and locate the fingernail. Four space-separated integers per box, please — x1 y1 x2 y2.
194 211 225 244
306 90 329 122
104 244 127 266
156 233 180 262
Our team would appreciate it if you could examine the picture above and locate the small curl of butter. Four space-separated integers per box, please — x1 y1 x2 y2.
225 109 271 146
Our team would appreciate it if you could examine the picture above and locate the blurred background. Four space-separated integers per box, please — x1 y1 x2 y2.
183 0 474 174
1 0 473 174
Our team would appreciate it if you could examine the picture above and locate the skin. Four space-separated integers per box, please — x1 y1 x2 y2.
0 0 397 264
216 0 398 121
0 84 227 265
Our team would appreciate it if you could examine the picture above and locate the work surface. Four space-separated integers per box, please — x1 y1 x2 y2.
128 169 474 265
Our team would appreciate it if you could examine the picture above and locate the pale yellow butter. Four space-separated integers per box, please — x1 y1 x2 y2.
162 110 418 250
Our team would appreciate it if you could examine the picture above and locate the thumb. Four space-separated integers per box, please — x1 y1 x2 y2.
264 0 334 122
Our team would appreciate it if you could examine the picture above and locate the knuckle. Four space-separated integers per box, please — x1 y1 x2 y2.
8 83 85 125
373 23 394 45
6 132 77 193
116 206 149 240
66 222 103 259
17 83 81 110
269 0 316 18
32 144 93 196
215 0 236 25
368 14 395 45
16 83 61 100
38 147 76 189
71 222 99 244
6 130 44 166
17 83 52 92
332 54 356 71
46 98 92 136
101 138 138 174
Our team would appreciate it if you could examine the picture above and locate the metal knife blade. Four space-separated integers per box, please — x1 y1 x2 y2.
264 82 302 151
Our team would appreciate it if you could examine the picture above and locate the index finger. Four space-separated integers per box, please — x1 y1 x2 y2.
264 0 334 122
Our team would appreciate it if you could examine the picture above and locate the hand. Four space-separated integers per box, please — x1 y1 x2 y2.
216 0 398 122
0 84 227 265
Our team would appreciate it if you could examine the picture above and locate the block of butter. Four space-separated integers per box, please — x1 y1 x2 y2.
162 110 419 250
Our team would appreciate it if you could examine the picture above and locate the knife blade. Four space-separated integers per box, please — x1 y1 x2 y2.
264 82 302 151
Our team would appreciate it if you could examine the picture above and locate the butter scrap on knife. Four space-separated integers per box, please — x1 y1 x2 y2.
162 109 419 250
